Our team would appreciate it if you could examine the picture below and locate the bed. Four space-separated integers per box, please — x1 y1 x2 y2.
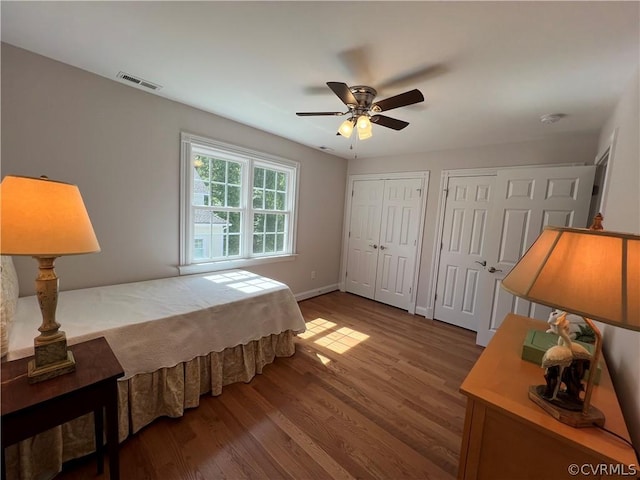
2 263 306 480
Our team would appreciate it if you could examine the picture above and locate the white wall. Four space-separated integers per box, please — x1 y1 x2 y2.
596 69 640 449
1 43 347 297
347 133 600 313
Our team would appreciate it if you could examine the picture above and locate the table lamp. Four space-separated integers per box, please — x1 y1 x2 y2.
501 223 639 427
0 175 100 383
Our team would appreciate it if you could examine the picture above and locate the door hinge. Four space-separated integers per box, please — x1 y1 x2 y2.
352 189 354 197
348 231 351 238
345 271 348 277
440 241 443 250
444 188 449 197
417 188 422 196
409 287 412 294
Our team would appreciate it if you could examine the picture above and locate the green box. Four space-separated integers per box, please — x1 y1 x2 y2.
522 329 601 384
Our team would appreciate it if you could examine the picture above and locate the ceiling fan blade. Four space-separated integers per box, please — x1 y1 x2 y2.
378 64 448 90
337 46 373 85
296 111 345 116
327 82 359 107
371 115 409 131
373 89 424 112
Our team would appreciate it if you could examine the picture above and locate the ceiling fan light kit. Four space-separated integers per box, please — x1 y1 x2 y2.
356 115 373 140
297 81 424 140
339 118 355 138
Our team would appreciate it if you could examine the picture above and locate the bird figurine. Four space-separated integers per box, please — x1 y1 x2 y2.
541 312 591 402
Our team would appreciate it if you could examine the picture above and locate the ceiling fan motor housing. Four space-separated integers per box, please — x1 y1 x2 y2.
350 85 378 114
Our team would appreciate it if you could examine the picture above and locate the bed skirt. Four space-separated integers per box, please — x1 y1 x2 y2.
5 330 296 480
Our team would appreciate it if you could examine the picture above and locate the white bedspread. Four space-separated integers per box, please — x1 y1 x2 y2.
8 270 306 379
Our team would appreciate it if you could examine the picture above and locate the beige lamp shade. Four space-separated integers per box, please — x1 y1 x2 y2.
501 226 640 331
0 175 100 256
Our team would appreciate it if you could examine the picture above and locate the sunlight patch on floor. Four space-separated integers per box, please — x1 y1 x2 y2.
302 318 370 354
315 353 332 365
298 318 337 339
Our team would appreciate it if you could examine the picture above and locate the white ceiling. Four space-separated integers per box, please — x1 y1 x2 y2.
2 1 638 160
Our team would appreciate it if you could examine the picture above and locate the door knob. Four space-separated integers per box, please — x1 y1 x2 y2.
369 244 378 249
379 245 387 250
488 267 502 273
475 260 487 267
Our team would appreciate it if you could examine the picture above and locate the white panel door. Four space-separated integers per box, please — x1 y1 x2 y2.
345 180 384 298
375 178 424 309
434 176 496 330
345 177 424 310
475 165 596 346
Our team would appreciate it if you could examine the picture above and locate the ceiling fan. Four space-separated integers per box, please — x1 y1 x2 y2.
296 82 424 140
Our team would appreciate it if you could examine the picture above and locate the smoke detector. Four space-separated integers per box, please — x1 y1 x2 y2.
540 113 565 124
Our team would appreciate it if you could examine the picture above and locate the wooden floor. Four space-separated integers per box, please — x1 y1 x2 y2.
58 292 484 480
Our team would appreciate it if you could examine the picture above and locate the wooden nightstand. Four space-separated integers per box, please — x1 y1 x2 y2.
1 337 124 480
458 314 636 480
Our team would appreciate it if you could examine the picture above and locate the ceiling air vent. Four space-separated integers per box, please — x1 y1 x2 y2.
116 71 162 91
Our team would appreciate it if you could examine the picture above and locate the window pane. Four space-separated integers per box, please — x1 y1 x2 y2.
276 234 284 251
253 234 264 253
193 238 206 260
277 172 287 191
276 214 286 233
252 188 264 209
212 159 226 182
228 212 241 233
210 233 225 258
266 214 276 232
228 162 241 185
265 233 276 252
211 184 225 206
254 213 265 232
265 191 275 210
227 185 241 207
254 167 265 188
194 156 210 181
265 169 276 190
228 234 240 256
276 192 285 210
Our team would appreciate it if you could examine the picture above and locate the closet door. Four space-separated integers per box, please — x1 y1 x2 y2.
434 175 496 331
345 177 424 311
345 180 384 299
374 178 423 309
475 165 596 346
434 165 595 344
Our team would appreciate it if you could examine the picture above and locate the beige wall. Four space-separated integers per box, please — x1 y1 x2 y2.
1 43 347 297
596 69 640 449
348 133 600 313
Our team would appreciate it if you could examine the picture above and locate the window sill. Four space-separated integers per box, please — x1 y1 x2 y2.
178 254 297 276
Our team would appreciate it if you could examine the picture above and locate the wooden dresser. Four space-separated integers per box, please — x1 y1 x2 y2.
458 314 637 480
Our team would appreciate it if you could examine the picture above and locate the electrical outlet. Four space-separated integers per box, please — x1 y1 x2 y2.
311 270 316 279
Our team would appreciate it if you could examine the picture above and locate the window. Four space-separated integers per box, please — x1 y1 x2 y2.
180 133 298 273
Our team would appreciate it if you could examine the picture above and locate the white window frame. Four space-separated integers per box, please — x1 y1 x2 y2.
179 132 299 275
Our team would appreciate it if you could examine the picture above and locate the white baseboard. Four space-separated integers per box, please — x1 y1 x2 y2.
294 284 340 302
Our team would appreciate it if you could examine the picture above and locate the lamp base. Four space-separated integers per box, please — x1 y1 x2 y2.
28 333 76 383
529 385 605 428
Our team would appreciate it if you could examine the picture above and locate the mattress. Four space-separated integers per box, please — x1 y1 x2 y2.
8 269 306 379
